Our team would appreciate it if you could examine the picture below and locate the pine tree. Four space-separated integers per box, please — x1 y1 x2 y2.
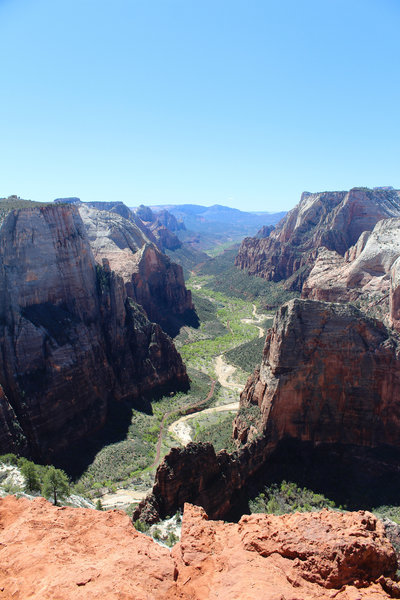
41 466 70 505
19 459 41 493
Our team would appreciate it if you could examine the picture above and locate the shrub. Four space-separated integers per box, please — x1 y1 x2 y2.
0 453 18 465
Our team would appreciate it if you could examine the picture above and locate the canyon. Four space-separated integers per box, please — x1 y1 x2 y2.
2 191 400 598
1 495 398 600
0 202 188 461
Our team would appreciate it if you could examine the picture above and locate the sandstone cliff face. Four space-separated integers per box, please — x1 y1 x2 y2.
0 495 397 600
302 218 400 322
127 243 195 335
235 188 400 290
79 204 195 336
235 298 400 451
0 204 188 460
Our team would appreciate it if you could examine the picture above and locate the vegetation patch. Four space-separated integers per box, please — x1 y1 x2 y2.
196 247 299 309
249 481 337 515
190 411 236 453
224 337 266 374
75 368 216 494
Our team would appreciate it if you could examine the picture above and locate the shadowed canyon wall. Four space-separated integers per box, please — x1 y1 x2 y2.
0 204 188 460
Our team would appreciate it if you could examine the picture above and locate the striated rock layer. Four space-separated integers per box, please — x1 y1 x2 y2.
0 204 188 460
236 187 400 290
0 495 398 600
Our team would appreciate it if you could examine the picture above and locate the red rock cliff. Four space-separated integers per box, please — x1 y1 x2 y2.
235 298 400 450
136 297 400 524
0 204 188 460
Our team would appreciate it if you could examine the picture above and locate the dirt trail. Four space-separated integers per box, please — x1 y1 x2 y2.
169 402 239 446
149 379 216 469
169 354 242 446
214 354 243 392
241 303 267 338
101 489 148 510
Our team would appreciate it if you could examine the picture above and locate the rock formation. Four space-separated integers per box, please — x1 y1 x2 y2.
0 495 398 600
235 187 400 290
133 205 184 251
79 203 196 335
136 297 400 523
234 298 400 450
255 224 274 238
390 256 400 332
302 218 400 322
0 203 188 460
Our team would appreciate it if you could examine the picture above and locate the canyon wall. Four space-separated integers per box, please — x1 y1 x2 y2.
79 203 196 335
0 204 188 460
234 298 400 449
235 188 400 290
302 218 400 322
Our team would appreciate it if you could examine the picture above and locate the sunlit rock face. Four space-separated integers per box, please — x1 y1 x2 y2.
0 204 188 460
236 187 400 291
0 496 397 600
79 203 195 336
302 217 400 322
236 298 400 450
135 297 400 524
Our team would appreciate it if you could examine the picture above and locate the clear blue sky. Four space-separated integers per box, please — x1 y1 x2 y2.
1 0 399 212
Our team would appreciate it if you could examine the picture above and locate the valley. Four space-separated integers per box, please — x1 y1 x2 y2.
77 271 275 512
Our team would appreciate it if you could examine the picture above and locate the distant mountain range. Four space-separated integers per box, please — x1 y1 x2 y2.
131 203 286 252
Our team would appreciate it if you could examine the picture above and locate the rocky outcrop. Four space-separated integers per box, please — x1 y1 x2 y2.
0 204 188 460
155 208 186 232
302 218 400 322
236 187 400 291
127 244 196 335
79 204 196 336
134 205 184 251
235 298 400 450
390 256 400 332
255 224 274 238
0 495 398 600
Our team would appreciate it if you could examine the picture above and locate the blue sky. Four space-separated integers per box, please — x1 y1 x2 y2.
1 0 399 211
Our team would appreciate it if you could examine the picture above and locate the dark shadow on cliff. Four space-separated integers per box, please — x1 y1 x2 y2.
52 378 190 479
237 440 400 517
159 307 200 337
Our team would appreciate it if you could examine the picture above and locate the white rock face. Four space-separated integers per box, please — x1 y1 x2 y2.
303 217 400 322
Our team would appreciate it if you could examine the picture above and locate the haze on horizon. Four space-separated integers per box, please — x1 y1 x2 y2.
1 0 399 213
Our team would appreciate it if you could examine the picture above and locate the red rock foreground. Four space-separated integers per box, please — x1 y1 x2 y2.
0 496 399 599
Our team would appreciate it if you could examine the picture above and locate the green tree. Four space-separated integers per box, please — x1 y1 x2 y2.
19 459 41 492
41 466 70 505
95 498 103 511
